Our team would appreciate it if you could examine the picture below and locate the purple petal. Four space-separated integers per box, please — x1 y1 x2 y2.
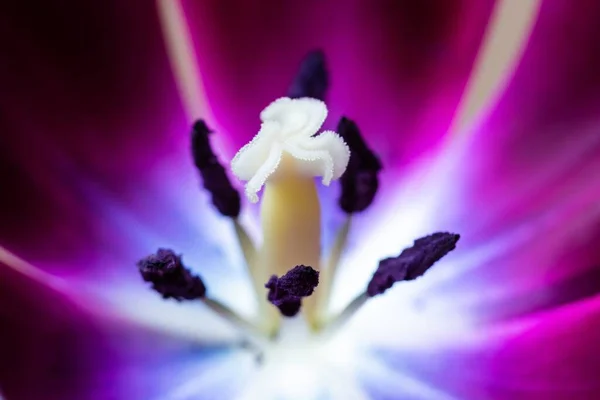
0 258 251 400
0 0 252 311
439 0 600 247
0 1 191 269
183 0 494 168
420 201 600 325
369 295 600 400
340 0 600 325
0 261 104 400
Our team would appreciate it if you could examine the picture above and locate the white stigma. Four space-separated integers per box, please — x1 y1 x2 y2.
231 97 350 203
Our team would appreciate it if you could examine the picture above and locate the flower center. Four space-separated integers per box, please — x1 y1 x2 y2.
136 95 459 362
241 319 343 399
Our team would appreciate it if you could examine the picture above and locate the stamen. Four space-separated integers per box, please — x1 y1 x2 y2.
321 232 460 334
319 292 368 337
337 117 382 214
137 249 206 300
191 120 241 218
138 249 266 344
367 232 460 297
265 265 319 317
316 117 382 325
202 298 266 342
287 50 329 101
314 217 352 326
189 120 265 327
232 220 263 304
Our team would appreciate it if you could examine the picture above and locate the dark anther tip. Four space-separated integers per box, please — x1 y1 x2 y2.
337 117 383 214
137 248 206 301
277 300 302 317
191 120 215 169
367 232 460 297
265 265 320 317
191 120 241 218
287 49 329 101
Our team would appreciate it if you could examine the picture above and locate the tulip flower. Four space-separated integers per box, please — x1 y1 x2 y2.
1 1 600 399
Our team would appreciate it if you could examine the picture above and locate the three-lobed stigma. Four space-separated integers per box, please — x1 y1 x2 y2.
230 97 350 203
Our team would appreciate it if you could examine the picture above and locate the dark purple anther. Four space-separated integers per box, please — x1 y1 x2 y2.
287 50 329 101
137 249 206 301
191 120 241 218
367 232 460 297
338 117 383 214
265 265 320 317
274 299 302 318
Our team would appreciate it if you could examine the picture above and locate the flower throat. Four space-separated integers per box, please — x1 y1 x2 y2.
136 51 459 349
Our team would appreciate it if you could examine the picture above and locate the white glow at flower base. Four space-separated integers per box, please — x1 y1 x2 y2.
238 319 369 400
245 348 324 400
